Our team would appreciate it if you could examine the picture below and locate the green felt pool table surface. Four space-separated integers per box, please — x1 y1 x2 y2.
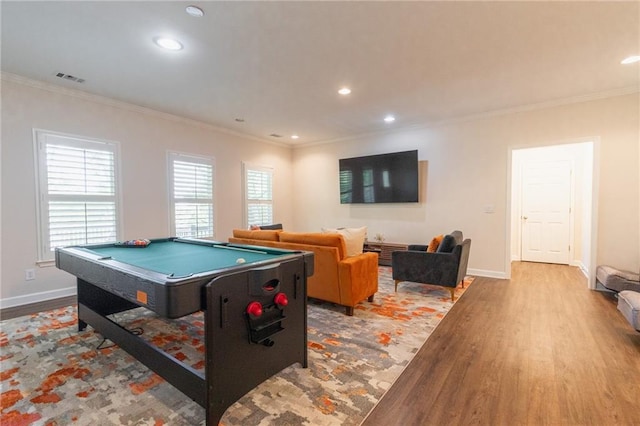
80 238 289 277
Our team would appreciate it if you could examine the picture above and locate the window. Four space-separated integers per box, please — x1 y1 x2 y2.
169 152 215 238
35 130 120 261
243 163 273 228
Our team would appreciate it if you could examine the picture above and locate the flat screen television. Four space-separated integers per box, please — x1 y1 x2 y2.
339 150 419 204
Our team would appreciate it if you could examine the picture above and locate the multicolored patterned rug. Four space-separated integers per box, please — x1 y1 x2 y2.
1 267 472 426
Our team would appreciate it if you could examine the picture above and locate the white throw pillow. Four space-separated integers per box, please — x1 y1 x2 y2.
322 226 367 257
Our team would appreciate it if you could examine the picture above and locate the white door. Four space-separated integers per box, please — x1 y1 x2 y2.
521 159 572 264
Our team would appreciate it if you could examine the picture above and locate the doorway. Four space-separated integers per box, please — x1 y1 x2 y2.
510 142 596 284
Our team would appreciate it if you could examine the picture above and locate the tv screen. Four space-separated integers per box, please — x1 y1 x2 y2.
339 150 419 204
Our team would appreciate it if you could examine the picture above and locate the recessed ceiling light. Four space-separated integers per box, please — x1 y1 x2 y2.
185 5 204 17
154 37 183 51
338 87 351 95
621 55 640 65
291 135 300 140
383 115 396 123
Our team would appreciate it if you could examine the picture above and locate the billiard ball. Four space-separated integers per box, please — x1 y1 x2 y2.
236 258 246 264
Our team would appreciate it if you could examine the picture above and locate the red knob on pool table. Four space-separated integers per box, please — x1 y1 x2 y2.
246 301 263 317
274 292 288 307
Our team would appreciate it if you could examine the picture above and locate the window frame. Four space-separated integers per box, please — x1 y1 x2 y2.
33 129 122 263
167 151 216 239
242 162 274 228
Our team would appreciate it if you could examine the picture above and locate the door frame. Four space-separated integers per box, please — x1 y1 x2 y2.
505 138 600 288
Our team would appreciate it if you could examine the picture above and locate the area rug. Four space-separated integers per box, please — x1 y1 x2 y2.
0 267 472 426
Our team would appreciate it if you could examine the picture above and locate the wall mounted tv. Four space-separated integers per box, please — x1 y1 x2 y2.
339 150 419 204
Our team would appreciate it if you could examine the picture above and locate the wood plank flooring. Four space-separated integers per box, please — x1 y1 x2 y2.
363 261 640 425
0 295 77 321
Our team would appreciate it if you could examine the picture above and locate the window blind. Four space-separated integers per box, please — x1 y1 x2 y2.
37 134 119 259
171 157 214 238
245 166 273 227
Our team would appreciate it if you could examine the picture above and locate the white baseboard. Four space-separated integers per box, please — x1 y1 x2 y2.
571 260 589 277
0 286 77 309
468 268 507 279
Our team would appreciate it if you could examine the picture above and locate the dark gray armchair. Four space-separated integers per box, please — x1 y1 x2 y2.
391 230 471 301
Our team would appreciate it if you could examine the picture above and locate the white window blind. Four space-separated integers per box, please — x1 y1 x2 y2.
244 163 273 228
35 131 120 260
169 153 214 238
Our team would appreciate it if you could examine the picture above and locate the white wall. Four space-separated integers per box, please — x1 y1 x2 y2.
292 93 640 279
0 76 293 307
2 76 638 308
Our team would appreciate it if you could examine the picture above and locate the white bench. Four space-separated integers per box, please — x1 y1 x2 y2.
618 290 640 331
596 265 640 292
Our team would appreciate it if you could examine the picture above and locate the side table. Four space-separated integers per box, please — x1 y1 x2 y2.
363 241 408 266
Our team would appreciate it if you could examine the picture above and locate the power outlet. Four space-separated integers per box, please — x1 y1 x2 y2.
25 269 36 281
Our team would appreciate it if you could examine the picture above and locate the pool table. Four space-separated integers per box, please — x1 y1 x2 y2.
56 237 314 425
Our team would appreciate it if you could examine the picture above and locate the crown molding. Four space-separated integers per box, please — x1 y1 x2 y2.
1 72 291 149
4 72 636 150
434 85 640 128
295 85 640 149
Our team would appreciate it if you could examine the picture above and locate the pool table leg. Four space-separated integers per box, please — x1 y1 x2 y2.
76 278 144 333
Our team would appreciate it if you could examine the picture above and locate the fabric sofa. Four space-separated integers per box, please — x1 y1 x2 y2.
229 229 379 315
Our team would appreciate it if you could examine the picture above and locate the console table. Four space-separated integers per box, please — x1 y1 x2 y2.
363 241 408 266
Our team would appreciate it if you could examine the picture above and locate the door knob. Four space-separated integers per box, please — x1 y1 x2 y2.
522 216 528 220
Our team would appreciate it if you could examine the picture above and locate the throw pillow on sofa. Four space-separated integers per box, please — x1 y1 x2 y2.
437 234 456 253
322 226 367 257
427 234 444 252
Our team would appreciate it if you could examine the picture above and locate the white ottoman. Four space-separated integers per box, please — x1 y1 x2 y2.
618 291 640 331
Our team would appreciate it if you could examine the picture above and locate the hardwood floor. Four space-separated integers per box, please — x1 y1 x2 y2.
0 295 76 321
3 263 638 424
363 262 640 425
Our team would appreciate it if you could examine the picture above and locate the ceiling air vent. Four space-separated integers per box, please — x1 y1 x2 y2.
55 72 85 83
269 133 283 138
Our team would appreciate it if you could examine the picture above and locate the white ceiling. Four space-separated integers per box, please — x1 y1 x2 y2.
2 1 638 145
